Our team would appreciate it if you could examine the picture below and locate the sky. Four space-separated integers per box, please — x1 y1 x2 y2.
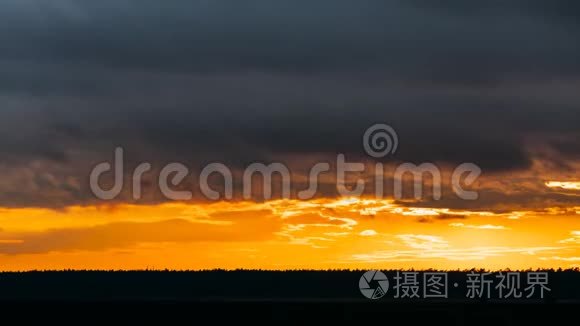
0 0 579 270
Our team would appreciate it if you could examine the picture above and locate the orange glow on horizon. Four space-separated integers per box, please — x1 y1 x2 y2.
0 197 579 271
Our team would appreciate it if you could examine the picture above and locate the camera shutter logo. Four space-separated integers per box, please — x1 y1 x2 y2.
359 270 390 299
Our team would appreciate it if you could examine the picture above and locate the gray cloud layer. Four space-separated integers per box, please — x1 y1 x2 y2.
0 1 579 207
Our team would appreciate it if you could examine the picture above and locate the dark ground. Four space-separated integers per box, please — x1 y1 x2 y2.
0 270 578 324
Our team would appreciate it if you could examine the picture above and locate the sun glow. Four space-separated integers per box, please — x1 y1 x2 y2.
0 197 579 271
545 181 580 191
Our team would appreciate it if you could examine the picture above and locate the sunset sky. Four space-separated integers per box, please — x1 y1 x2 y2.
0 1 579 271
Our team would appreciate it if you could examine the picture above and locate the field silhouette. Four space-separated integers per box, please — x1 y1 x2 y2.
0 270 578 323
0 269 578 302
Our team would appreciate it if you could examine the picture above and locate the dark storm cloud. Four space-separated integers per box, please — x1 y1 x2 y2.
0 0 579 207
1 1 580 78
